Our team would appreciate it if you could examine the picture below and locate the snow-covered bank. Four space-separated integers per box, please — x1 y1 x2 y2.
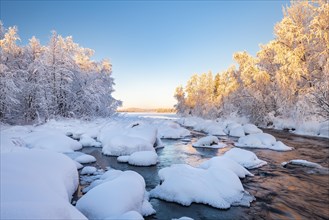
178 116 329 139
271 118 329 138
0 150 86 219
76 170 155 219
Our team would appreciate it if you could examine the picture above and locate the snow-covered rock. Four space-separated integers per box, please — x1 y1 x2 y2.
156 121 190 139
229 126 245 137
117 151 158 166
192 136 219 148
76 170 155 219
79 134 102 147
173 217 194 220
199 156 253 178
102 135 155 156
224 148 267 169
23 131 82 153
150 164 253 209
236 133 292 151
1 150 86 219
81 166 97 175
282 159 325 169
243 124 263 134
100 123 158 156
75 154 96 164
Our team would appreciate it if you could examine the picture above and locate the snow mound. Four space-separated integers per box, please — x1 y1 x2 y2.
199 156 253 178
117 151 158 166
243 124 263 134
75 154 96 164
192 136 219 148
282 159 325 169
150 164 253 209
229 126 245 137
23 131 82 153
173 217 194 220
79 134 102 147
235 133 293 151
100 123 158 156
224 148 267 169
1 150 86 219
156 121 191 139
81 166 97 175
76 170 155 219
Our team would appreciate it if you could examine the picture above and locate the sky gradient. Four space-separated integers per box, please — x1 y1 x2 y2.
1 0 289 109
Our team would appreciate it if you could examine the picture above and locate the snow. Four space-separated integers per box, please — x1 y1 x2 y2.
117 151 158 166
75 154 96 164
243 124 263 134
229 126 245 137
1 150 86 219
150 164 253 209
75 161 84 169
105 211 144 220
173 217 194 220
235 133 293 151
224 148 267 169
199 156 253 178
79 134 102 147
0 126 31 153
282 159 325 169
155 121 191 139
271 117 329 138
81 166 97 175
23 130 82 153
76 170 155 219
100 122 158 156
192 136 219 148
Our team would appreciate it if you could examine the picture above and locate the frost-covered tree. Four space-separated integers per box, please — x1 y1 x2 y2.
174 0 329 124
0 22 121 124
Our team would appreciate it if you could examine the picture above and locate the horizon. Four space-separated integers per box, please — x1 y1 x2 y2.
1 0 289 109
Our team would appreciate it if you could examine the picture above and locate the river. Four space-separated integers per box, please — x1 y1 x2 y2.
76 114 329 219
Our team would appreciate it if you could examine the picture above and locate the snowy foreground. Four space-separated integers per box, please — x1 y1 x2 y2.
1 114 319 219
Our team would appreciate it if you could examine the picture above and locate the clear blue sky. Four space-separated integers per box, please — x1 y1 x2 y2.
1 0 289 109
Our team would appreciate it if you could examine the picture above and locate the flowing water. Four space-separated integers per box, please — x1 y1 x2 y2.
76 121 329 220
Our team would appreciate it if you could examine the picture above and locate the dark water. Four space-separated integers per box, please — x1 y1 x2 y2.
78 129 329 220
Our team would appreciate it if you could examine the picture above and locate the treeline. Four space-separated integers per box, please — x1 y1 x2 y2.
175 1 329 125
0 22 121 124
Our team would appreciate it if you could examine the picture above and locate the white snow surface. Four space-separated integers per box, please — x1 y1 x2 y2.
282 159 325 169
117 151 158 166
23 130 82 153
243 124 263 134
155 121 191 139
199 156 253 178
75 154 96 164
235 133 293 151
1 150 86 219
172 217 194 220
100 122 158 156
79 134 102 147
192 136 220 148
81 166 97 175
150 164 253 209
224 148 267 169
76 170 155 219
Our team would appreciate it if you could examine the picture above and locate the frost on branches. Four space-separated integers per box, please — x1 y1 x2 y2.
0 23 121 123
174 1 329 126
